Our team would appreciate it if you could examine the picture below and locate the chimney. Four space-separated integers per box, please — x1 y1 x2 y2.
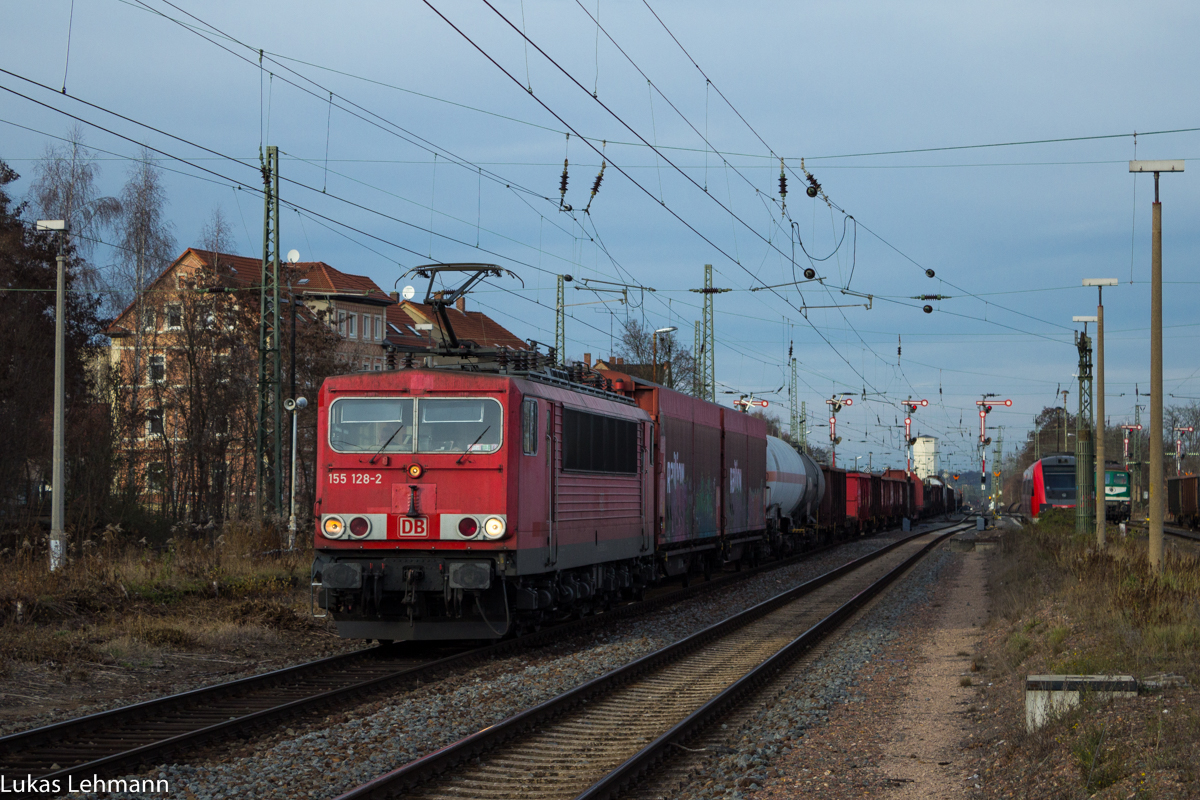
389 290 399 302
583 353 591 368
456 296 465 312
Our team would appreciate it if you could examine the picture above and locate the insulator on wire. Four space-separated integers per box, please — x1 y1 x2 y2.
778 158 788 216
559 159 569 207
803 267 816 280
584 161 606 214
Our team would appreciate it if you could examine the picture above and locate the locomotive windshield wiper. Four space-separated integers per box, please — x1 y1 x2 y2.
369 425 405 464
456 426 492 465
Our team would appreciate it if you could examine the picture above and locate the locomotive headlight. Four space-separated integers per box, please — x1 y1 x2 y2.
483 517 506 539
457 517 479 537
408 463 424 479
323 516 346 539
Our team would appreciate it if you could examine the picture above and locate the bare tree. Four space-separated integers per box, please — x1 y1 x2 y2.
28 125 120 290
613 318 697 394
112 147 175 313
0 158 108 529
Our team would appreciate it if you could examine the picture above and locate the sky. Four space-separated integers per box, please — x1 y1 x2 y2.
3 0 1198 476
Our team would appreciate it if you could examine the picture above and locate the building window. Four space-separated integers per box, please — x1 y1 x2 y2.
337 310 347 336
147 408 164 437
374 315 382 341
140 305 156 331
149 355 165 382
166 304 182 329
147 462 165 491
521 398 538 455
348 313 357 339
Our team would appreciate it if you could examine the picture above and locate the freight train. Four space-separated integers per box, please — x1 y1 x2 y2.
1019 454 1132 522
310 356 962 642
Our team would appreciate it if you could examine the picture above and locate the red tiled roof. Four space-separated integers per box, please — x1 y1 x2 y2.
400 301 527 350
383 304 433 350
106 249 391 336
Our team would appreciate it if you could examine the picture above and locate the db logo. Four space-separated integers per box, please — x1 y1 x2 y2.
399 517 428 536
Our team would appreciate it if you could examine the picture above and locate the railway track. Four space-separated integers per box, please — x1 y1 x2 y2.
334 521 969 800
1126 520 1200 543
0 519 959 794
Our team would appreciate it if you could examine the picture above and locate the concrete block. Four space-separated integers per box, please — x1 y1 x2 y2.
1025 674 1138 731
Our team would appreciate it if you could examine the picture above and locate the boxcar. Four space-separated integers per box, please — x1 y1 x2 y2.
819 465 848 538
1167 475 1199 529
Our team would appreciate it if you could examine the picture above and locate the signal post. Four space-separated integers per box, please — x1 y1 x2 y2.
826 395 853 468
976 396 1013 498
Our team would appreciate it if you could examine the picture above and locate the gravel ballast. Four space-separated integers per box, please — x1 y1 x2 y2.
66 526 950 800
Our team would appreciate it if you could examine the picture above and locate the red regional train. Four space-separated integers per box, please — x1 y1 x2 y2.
309 265 949 642
1019 454 1076 520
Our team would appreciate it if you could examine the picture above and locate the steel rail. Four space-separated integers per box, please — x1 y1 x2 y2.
0 518 957 794
574 523 967 800
332 520 969 800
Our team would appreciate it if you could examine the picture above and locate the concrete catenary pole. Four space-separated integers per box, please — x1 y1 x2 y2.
1132 159 1183 572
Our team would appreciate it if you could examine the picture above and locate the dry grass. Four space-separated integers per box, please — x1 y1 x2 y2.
976 514 1200 797
0 520 316 670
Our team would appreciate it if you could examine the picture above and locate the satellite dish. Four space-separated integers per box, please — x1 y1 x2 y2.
402 285 416 301
286 249 300 264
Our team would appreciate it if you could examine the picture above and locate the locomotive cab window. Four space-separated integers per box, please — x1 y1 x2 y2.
562 408 638 474
417 398 503 454
329 397 414 453
521 398 538 455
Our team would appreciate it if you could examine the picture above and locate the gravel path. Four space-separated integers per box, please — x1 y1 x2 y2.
64 527 944 800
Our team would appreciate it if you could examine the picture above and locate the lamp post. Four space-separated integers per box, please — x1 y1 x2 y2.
285 396 308 550
1084 278 1118 548
652 326 677 384
37 220 68 571
1131 159 1184 572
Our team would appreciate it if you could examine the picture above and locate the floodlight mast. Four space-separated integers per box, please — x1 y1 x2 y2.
1130 158 1183 572
37 220 68 572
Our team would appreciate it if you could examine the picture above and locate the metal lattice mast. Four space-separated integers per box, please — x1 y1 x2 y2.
693 320 702 396
555 275 565 363
790 356 799 442
703 264 715 401
257 146 283 518
1075 328 1095 536
993 427 1004 512
1133 400 1143 509
689 264 729 403
800 400 808 453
